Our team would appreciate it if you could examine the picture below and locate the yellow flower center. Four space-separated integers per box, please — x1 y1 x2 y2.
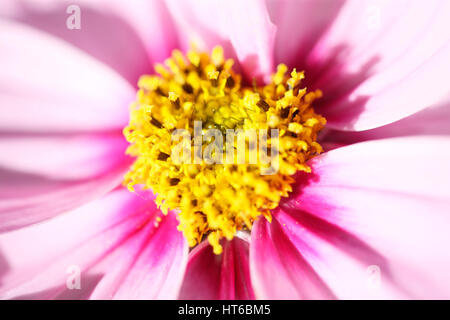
123 46 326 254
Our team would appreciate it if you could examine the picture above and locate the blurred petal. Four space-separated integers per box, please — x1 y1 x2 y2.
250 215 335 299
179 238 254 300
0 19 134 132
0 159 129 232
77 0 178 65
0 188 188 299
0 130 131 230
166 0 276 81
266 0 345 68
0 0 178 83
279 136 450 298
0 132 128 180
305 0 450 131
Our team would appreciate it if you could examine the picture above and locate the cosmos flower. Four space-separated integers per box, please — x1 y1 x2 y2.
1 0 450 300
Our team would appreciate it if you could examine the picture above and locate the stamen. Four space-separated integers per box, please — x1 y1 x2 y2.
123 46 326 254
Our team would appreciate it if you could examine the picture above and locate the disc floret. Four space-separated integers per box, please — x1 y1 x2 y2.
124 47 325 254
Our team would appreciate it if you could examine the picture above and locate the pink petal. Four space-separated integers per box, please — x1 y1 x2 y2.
165 0 276 82
0 188 188 299
93 0 178 65
250 214 335 299
266 0 345 68
92 211 188 300
0 131 130 232
179 237 254 300
321 101 450 147
304 0 450 131
0 19 134 132
269 208 406 299
278 136 450 298
0 159 130 232
1 0 178 83
0 132 128 180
